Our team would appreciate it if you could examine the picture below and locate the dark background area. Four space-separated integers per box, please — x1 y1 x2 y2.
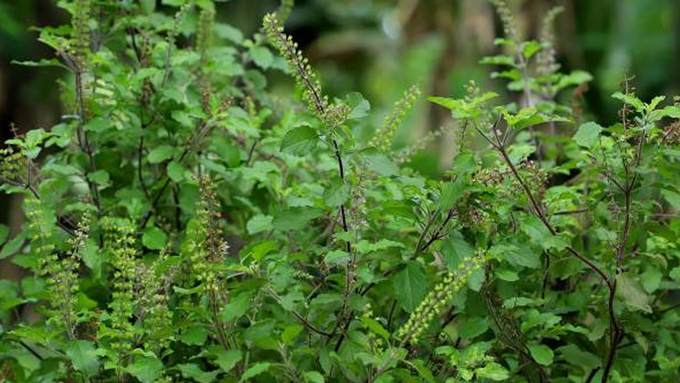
2 0 679 229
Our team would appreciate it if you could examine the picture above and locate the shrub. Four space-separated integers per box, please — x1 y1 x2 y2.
1 0 680 382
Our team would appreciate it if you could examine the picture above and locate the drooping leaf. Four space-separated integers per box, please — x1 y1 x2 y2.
529 344 554 366
393 263 428 313
66 340 100 378
616 274 652 313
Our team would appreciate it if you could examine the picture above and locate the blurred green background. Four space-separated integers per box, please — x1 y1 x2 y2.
1 0 679 237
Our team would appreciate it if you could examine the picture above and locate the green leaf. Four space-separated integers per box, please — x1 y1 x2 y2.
240 362 271 382
612 92 645 112
140 0 156 13
393 263 428 312
281 324 303 344
324 250 350 266
215 22 243 44
518 214 551 247
167 160 185 182
221 293 251 322
409 359 436 383
573 122 603 148
250 46 273 69
361 316 390 340
616 274 652 313
441 232 475 271
127 357 163 383
180 326 208 346
529 344 554 366
273 207 324 231
476 362 510 381
84 117 110 133
89 170 110 186
670 266 680 281
459 317 489 338
491 243 540 269
303 371 325 383
557 345 600 370
0 224 8 245
148 145 175 164
247 214 273 234
66 340 100 378
440 179 465 210
345 92 370 120
323 180 350 208
661 189 680 211
215 349 242 373
522 41 542 59
363 149 399 177
178 364 219 383
0 231 26 259
280 126 318 156
142 227 168 250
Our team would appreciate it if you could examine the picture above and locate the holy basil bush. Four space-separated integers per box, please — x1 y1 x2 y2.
1 0 680 382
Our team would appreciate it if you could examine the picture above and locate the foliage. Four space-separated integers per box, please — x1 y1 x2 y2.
1 1 680 382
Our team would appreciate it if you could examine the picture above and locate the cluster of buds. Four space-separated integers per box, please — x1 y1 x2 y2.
536 6 564 78
660 121 680 146
187 178 229 300
0 145 25 185
361 303 386 352
138 251 175 353
70 0 91 69
197 6 215 66
349 172 367 230
516 160 548 201
370 85 421 152
263 13 349 131
489 0 521 43
101 217 138 355
398 251 487 345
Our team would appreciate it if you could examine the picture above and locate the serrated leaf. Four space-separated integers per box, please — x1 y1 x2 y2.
323 180 350 208
280 126 318 156
345 92 370 120
363 149 399 176
215 350 242 372
440 179 465 210
180 326 208 346
573 122 603 148
616 274 652 313
126 357 163 383
273 207 324 231
66 340 100 378
393 263 428 312
247 214 273 234
178 364 219 383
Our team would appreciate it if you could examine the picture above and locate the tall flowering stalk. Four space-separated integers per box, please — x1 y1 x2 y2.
398 252 487 345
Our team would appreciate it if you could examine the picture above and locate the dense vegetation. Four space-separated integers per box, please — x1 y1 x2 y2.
1 0 680 382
